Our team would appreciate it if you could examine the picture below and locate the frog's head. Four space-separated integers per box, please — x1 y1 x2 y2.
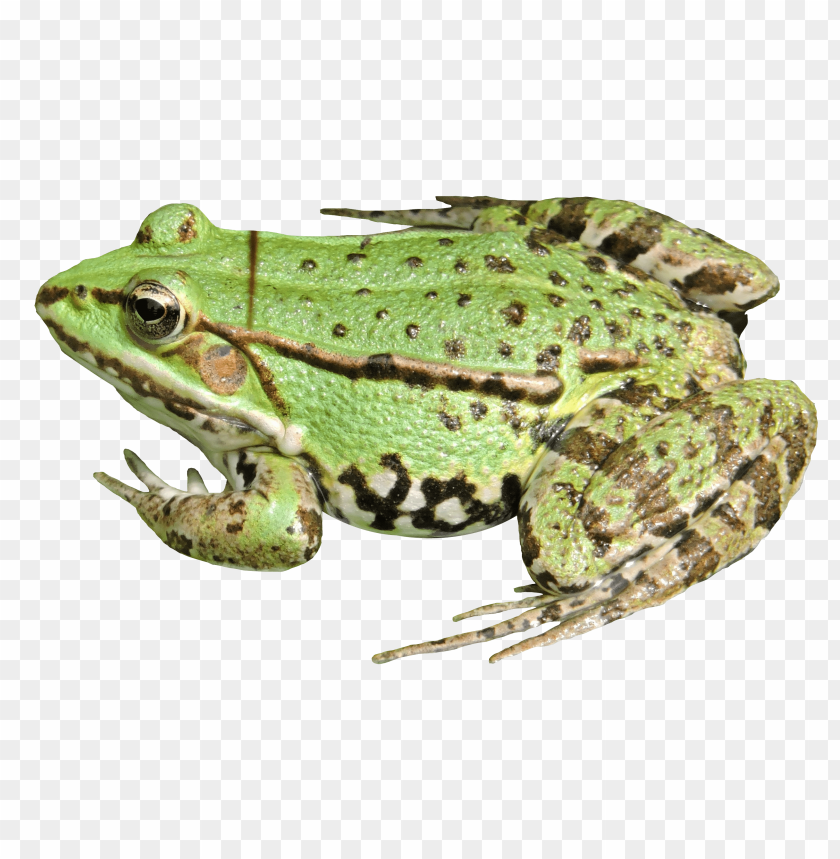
35 204 288 466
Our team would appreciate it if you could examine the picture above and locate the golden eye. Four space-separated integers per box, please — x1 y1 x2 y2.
125 281 185 341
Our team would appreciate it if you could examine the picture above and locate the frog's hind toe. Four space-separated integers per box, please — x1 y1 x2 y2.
370 576 627 664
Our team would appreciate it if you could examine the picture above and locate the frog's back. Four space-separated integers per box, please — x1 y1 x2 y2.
249 226 745 393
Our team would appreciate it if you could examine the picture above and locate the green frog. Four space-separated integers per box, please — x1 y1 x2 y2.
35 196 817 663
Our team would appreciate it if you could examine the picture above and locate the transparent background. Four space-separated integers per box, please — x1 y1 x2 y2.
3 1 837 856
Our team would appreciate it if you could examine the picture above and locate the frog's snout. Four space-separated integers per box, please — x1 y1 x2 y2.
35 281 71 317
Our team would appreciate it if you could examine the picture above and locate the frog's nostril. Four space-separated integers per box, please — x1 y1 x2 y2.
74 284 88 299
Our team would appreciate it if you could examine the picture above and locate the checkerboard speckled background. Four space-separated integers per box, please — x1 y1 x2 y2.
4 2 837 856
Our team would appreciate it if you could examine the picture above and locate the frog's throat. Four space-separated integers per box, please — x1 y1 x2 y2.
197 316 565 406
41 317 286 452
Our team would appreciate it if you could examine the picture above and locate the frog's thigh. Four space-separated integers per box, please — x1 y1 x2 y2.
96 450 322 572
508 378 816 659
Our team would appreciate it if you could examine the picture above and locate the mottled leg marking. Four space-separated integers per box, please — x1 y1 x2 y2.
96 448 323 572
372 379 816 663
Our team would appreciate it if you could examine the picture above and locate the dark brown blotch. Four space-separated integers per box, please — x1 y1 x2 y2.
500 302 527 326
547 197 594 241
135 225 153 244
681 262 754 296
578 348 639 374
585 256 608 273
485 255 516 273
566 315 592 345
518 506 542 568
597 216 663 264
438 411 462 432
780 414 812 485
743 456 782 531
444 339 466 360
178 213 197 242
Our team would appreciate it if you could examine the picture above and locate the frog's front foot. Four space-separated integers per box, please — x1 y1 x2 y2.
374 379 816 664
95 448 322 572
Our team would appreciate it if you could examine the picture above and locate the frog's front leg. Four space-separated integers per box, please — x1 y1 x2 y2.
94 449 322 572
373 379 816 663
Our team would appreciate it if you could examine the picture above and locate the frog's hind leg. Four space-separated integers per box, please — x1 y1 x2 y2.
320 195 535 232
372 378 816 664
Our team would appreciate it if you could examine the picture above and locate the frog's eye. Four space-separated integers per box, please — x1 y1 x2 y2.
125 281 186 342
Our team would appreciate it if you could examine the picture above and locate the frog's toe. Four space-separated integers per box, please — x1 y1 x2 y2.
185 467 209 495
372 586 612 664
93 470 146 506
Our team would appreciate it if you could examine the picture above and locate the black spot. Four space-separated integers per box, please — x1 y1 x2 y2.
346 253 366 263
455 261 468 274
498 341 513 357
536 344 562 371
548 294 565 307
406 324 420 339
438 238 454 246
355 288 371 296
444 339 465 359
457 294 471 307
406 257 423 268
438 412 462 431
590 299 603 310
376 309 389 319
485 255 516 273
566 316 592 345
500 302 527 326
235 452 257 490
74 284 87 298
301 259 317 270
548 271 568 287
470 401 488 420
425 291 438 300
332 324 347 337
585 256 608 273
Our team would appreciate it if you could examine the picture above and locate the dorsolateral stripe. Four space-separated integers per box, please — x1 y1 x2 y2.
198 316 564 405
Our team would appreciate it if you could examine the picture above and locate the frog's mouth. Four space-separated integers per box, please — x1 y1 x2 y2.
41 317 284 455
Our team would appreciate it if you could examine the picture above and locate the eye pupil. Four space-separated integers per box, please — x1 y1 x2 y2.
135 297 165 322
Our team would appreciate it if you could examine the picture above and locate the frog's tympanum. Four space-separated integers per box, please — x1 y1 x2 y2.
36 196 817 663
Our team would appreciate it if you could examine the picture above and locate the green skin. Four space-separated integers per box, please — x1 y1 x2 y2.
35 196 818 663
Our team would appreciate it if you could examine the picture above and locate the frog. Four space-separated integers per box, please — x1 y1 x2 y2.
35 195 817 663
